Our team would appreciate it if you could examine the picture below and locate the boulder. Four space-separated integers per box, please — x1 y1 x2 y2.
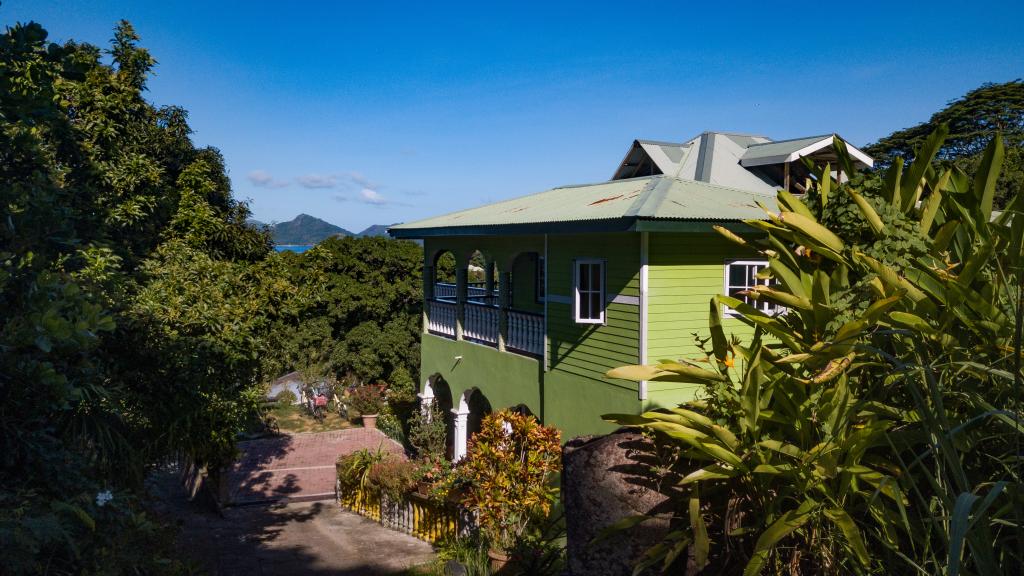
562 431 675 576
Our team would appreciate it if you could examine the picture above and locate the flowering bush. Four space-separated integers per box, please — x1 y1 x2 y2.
349 383 386 415
460 411 561 552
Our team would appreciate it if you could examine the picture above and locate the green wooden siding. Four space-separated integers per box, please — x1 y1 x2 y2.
547 233 640 385
646 232 758 365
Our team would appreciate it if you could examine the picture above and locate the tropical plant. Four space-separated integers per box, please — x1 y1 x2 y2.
460 411 562 553
337 446 390 493
605 128 1023 575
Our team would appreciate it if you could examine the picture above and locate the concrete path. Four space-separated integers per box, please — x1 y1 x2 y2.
147 427 435 575
227 429 405 505
150 475 436 575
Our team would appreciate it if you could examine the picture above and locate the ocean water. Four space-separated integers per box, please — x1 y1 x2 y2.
274 245 314 253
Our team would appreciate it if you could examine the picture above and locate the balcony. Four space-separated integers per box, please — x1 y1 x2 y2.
426 284 544 357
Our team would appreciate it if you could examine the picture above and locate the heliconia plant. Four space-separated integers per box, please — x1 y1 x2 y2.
604 127 1023 575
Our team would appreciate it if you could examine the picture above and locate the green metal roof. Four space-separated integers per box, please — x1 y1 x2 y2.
740 134 833 164
389 175 776 238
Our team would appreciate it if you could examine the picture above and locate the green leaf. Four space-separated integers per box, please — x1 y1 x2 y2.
973 132 1004 223
824 508 870 566
690 492 710 569
900 124 949 213
743 501 816 576
679 464 738 485
589 514 654 548
849 189 885 235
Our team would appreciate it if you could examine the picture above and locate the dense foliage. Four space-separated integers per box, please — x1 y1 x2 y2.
607 129 1022 575
461 411 562 553
866 80 1024 209
0 20 423 573
263 235 423 386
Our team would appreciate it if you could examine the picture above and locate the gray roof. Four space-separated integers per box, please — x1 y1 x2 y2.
389 175 776 238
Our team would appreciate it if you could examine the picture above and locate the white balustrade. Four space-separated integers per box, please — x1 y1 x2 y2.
426 300 456 338
434 283 457 300
463 302 498 345
507 310 544 356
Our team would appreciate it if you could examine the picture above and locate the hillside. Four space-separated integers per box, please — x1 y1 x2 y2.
357 224 396 237
271 214 354 245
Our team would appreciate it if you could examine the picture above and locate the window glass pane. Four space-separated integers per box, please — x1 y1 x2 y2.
579 290 591 319
591 264 601 290
590 293 602 320
579 263 590 291
729 264 746 287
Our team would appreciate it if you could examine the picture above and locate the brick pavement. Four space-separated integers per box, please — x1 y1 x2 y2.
227 429 405 505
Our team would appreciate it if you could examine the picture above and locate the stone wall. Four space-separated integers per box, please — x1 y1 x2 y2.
562 431 676 576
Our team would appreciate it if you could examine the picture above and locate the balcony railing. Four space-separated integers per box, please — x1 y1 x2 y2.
426 299 543 358
507 310 544 356
463 302 498 345
426 300 456 338
434 282 498 306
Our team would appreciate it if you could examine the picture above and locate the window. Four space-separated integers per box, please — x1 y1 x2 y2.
724 260 780 315
574 259 605 324
535 255 546 303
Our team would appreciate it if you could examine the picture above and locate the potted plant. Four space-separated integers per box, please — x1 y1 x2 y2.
349 383 386 429
460 411 561 574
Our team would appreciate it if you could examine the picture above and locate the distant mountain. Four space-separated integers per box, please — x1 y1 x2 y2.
269 214 354 245
356 224 396 237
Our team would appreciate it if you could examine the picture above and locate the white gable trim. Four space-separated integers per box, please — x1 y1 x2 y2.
741 136 874 168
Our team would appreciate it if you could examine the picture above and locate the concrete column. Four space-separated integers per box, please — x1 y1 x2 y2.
455 268 467 341
452 403 470 461
498 271 511 352
484 261 495 298
417 382 435 421
423 264 434 334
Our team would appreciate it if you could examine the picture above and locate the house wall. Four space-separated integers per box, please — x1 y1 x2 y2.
644 231 759 409
546 232 641 385
421 333 543 414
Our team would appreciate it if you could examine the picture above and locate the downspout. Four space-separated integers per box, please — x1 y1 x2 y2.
639 231 649 401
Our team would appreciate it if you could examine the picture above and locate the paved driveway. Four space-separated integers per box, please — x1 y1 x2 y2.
227 429 405 505
148 429 435 575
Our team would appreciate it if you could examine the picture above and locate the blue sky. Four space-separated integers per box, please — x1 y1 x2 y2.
4 1 1024 232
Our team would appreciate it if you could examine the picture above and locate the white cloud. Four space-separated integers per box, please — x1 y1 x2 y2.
297 174 337 189
247 170 289 188
359 188 387 205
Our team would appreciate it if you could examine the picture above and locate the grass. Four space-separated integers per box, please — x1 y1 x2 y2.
267 402 355 434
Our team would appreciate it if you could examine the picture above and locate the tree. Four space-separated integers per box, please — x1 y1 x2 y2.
0 20 278 573
865 80 1024 208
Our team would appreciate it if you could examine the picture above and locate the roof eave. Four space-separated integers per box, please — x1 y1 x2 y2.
388 216 762 238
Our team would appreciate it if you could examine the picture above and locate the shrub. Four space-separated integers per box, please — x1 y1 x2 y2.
460 411 561 553
408 404 447 461
376 411 406 445
367 458 418 500
274 389 297 405
349 383 386 416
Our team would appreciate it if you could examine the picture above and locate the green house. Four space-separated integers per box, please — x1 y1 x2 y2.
390 132 872 454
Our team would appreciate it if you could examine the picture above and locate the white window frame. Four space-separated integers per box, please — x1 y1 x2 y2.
573 258 605 324
723 259 781 316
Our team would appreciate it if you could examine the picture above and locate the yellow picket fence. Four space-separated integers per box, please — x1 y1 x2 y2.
337 482 469 544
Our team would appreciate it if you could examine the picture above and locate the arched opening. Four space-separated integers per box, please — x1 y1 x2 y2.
465 388 493 441
432 250 457 301
463 250 499 346
505 251 545 356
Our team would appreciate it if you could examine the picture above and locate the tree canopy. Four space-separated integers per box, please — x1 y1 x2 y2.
865 80 1024 208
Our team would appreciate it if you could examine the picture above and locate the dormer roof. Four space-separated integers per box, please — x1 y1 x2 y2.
611 131 873 194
